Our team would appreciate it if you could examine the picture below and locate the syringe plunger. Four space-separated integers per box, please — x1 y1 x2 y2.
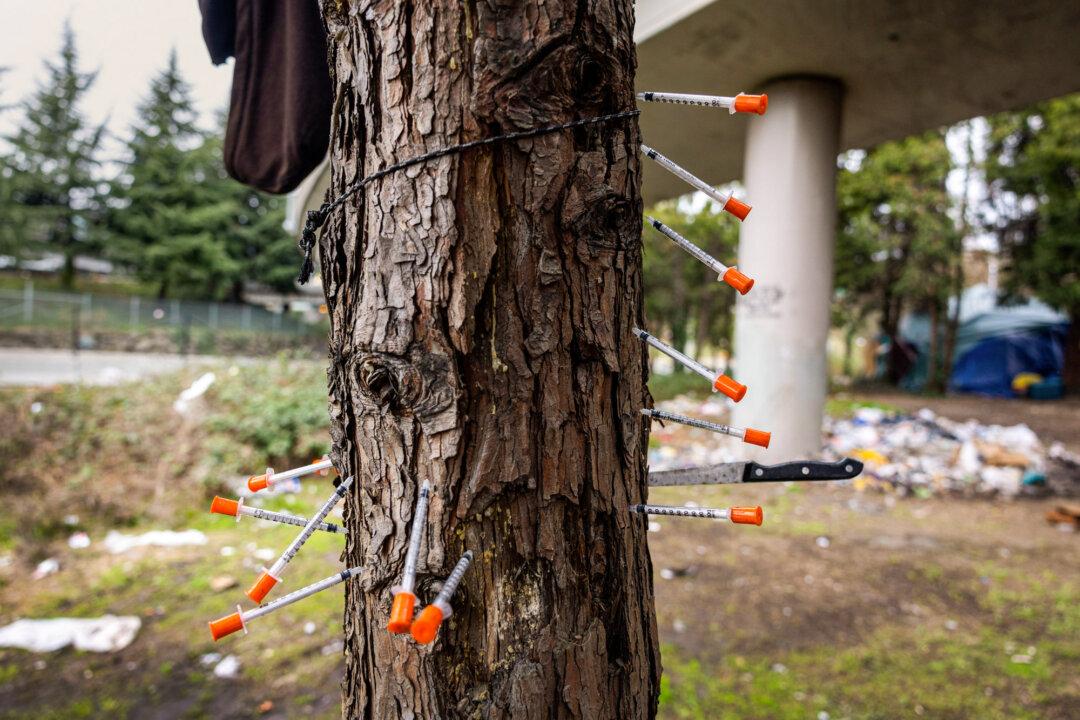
640 408 770 448
411 551 474 644
388 481 432 634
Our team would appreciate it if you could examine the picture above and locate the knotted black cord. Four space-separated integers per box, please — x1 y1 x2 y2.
297 108 640 283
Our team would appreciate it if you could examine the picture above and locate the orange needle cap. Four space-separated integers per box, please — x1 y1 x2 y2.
722 267 754 295
714 374 747 402
209 496 240 516
733 93 768 115
208 611 245 641
730 506 764 525
387 591 416 634
246 571 278 604
742 428 771 448
410 604 445 644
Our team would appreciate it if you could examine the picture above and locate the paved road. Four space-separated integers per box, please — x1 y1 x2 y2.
0 348 240 386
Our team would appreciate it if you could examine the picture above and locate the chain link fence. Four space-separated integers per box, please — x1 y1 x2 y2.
0 282 326 355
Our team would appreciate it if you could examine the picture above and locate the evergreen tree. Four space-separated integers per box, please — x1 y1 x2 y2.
644 199 740 367
4 24 104 287
187 127 299 301
109 50 238 299
984 94 1080 391
111 57 297 301
834 132 958 386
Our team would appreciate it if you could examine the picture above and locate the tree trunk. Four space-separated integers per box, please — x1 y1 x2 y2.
317 2 659 718
1064 312 1080 395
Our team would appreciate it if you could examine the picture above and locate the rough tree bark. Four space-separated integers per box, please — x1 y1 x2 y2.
316 1 659 718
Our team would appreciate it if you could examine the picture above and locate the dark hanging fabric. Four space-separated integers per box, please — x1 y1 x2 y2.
197 0 332 194
198 0 236 65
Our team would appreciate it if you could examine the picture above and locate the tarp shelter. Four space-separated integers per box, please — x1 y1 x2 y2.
899 285 1069 397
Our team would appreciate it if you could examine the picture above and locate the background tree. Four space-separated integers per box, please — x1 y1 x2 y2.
316 1 659 717
644 200 739 368
110 58 297 301
834 132 958 387
108 50 237 299
984 94 1080 391
4 23 104 287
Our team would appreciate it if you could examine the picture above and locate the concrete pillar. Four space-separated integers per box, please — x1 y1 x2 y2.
732 77 843 461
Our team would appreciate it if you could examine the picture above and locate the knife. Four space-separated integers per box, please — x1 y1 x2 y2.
648 458 863 487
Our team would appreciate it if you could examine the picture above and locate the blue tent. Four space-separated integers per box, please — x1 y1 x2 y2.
899 285 1069 396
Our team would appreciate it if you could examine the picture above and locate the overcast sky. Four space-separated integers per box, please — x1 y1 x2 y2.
0 0 233 149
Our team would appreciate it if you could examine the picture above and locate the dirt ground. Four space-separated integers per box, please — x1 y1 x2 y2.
1 377 1077 718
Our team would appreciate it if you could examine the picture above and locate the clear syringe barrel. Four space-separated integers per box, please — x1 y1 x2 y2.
637 91 768 115
641 408 740 438
640 408 768 446
640 144 732 207
431 551 473 616
268 476 354 577
647 216 727 276
398 481 432 594
211 495 345 534
630 503 763 524
633 327 716 383
243 505 344 535
249 458 333 492
211 565 362 639
245 566 360 623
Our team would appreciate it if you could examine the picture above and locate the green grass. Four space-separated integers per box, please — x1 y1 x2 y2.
658 565 1080 720
649 372 713 402
824 396 902 418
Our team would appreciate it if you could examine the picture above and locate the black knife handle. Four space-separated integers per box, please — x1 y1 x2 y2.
741 458 863 483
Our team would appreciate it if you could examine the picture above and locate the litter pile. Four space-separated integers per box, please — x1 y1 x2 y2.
824 407 1079 498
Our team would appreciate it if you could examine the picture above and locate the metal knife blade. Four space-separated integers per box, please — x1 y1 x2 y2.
648 458 863 487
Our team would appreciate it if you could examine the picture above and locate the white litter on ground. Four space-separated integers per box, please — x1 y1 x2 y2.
173 372 216 415
68 532 91 549
213 654 240 678
103 529 208 554
0 616 141 653
32 558 60 579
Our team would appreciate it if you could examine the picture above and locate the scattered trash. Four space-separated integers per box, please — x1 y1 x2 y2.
173 372 216 415
63 514 80 526
30 401 43 414
67 532 91 549
0 615 141 652
213 654 241 678
303 621 316 635
1045 502 1080 530
258 700 274 714
823 406 1077 497
32 558 60 580
815 536 831 549
253 548 276 562
103 529 208 554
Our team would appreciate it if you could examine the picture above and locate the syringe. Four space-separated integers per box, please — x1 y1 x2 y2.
633 327 747 402
387 481 432 634
247 457 333 492
646 216 754 294
209 565 361 641
637 91 768 115
640 144 751 221
630 503 763 525
209 496 346 535
411 551 474 644
640 408 770 448
245 475 355 603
